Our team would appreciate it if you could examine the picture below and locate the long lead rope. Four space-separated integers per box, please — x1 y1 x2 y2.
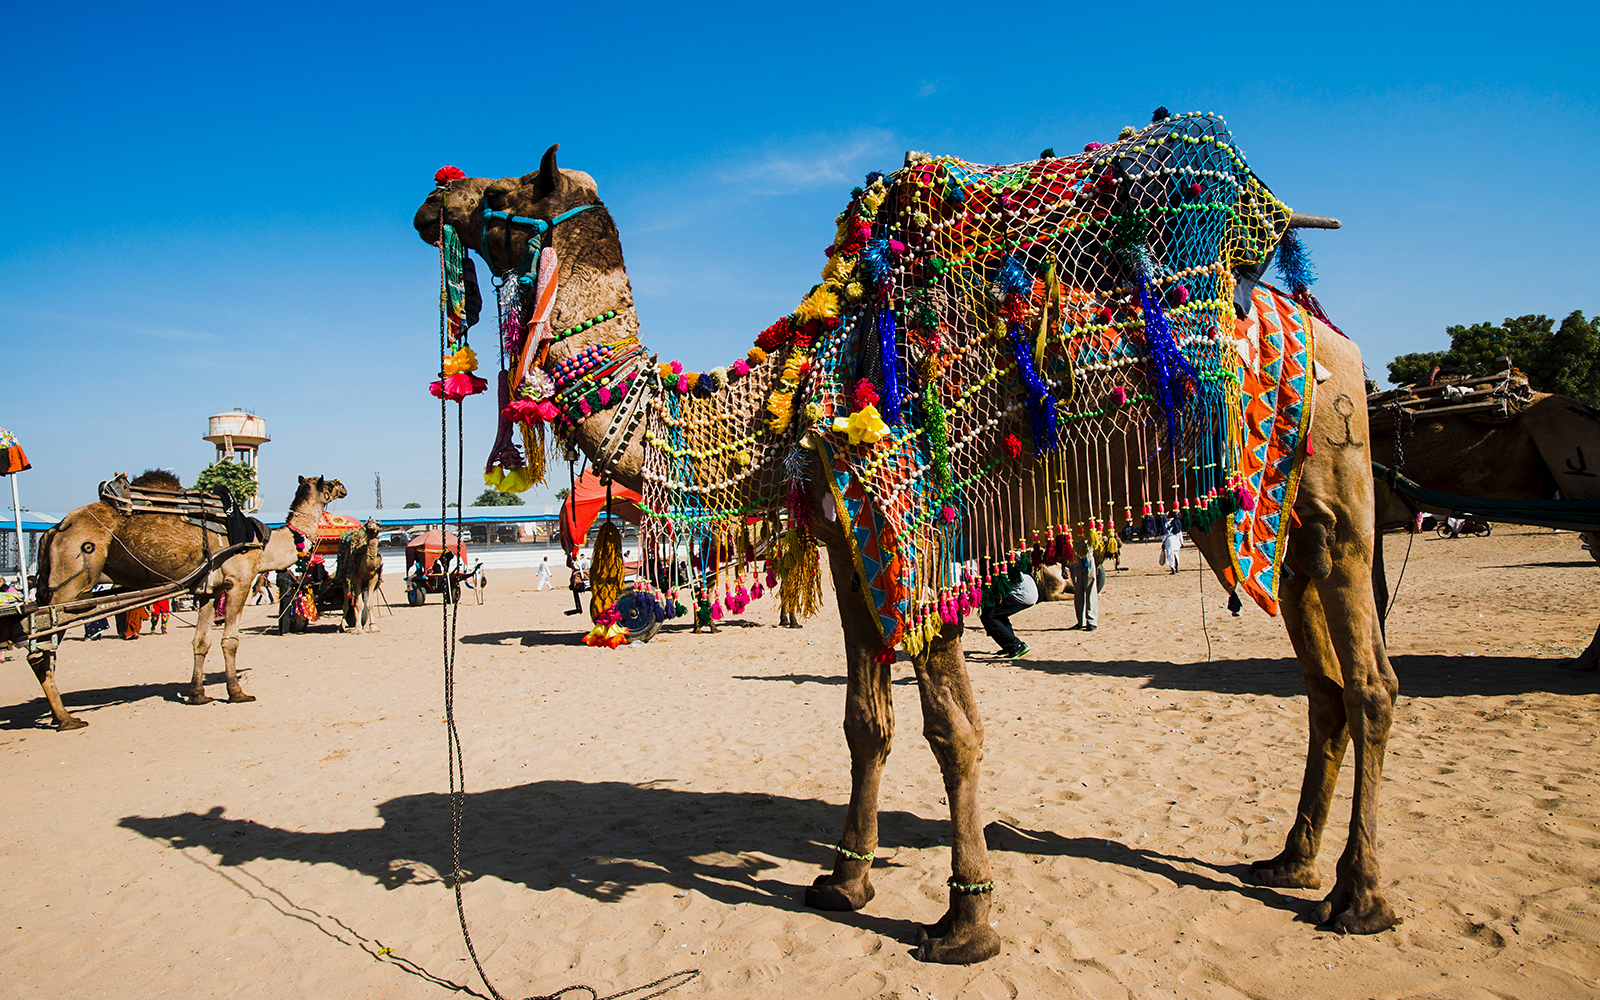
437 227 695 1000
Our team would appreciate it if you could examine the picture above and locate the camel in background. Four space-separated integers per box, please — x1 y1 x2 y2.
416 146 1396 961
1372 390 1600 668
338 517 384 632
29 474 347 729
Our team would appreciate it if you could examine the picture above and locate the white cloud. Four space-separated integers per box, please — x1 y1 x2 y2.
917 81 938 98
720 131 896 195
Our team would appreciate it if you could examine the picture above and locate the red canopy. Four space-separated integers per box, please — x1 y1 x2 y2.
559 470 641 557
312 511 365 556
406 528 467 571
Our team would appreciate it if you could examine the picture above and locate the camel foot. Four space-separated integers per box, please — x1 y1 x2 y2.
56 715 89 731
1249 853 1322 890
913 897 1001 965
227 692 256 704
1304 885 1398 934
187 690 214 706
805 872 874 911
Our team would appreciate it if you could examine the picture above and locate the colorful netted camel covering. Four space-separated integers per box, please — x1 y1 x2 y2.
615 113 1313 651
434 113 1319 649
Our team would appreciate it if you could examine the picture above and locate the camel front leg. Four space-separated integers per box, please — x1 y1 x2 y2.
911 620 1001 965
807 552 894 913
219 582 254 703
27 647 87 731
189 594 216 704
1305 558 1398 933
1250 569 1349 890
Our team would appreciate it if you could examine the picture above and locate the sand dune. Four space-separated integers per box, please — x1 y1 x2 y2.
3 528 1597 998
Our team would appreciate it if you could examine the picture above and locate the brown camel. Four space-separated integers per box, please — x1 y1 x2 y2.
1371 390 1600 668
337 516 384 632
29 474 348 729
414 145 1397 961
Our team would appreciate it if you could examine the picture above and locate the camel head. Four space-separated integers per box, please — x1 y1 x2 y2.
464 145 609 278
363 517 381 542
413 173 497 251
291 475 348 514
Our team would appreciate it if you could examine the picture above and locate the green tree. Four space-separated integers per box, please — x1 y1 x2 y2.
472 489 526 507
1386 311 1600 405
402 502 421 509
195 460 257 504
554 487 571 501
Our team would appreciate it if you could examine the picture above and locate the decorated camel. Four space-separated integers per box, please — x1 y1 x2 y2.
337 516 384 632
414 112 1398 962
1370 381 1600 668
28 473 347 729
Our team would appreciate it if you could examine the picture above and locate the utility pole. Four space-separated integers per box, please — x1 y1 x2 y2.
374 473 383 510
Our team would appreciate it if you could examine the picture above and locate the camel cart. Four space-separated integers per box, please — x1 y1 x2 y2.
403 529 477 606
277 511 381 633
1 540 261 645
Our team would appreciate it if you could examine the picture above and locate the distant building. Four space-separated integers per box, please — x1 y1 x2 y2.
203 408 269 512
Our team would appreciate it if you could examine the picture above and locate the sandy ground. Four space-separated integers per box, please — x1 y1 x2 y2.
3 527 1597 1000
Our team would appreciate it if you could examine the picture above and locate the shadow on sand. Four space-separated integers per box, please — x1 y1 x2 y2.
119 779 1315 943
0 670 241 730
997 653 1599 699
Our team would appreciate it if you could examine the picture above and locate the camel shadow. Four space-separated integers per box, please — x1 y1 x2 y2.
0 671 238 730
983 821 1309 918
458 630 581 647
119 781 943 944
732 674 915 686
1005 653 1599 698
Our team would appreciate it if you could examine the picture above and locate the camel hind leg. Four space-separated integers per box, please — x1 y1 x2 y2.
190 594 217 704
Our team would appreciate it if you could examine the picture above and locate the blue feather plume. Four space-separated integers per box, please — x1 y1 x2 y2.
861 237 894 290
1274 231 1316 294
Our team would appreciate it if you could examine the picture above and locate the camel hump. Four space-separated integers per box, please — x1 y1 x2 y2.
131 469 182 490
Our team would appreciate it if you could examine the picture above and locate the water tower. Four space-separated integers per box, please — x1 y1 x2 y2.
203 408 269 512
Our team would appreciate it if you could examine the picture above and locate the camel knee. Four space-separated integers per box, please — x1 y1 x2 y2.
221 636 239 655
844 713 892 761
923 714 982 774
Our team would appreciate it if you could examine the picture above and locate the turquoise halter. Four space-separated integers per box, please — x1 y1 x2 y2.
480 203 599 279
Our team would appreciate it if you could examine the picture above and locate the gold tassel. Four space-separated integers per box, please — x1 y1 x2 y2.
589 520 624 619
778 529 823 620
519 422 547 488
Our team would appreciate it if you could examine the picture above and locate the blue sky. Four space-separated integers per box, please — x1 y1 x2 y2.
3 2 1596 516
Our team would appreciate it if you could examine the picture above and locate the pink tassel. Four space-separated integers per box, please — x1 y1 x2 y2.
710 600 723 620
751 581 763 600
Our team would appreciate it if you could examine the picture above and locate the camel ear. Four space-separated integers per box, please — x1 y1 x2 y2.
523 144 561 198
298 476 307 485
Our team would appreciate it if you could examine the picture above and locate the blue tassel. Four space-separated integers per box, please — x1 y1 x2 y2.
878 307 903 425
1274 231 1316 295
1135 266 1199 447
993 254 1033 299
1007 322 1057 452
861 237 894 290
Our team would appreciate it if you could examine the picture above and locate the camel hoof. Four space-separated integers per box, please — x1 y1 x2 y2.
227 693 257 704
57 716 89 731
913 924 1001 965
805 873 873 911
1248 856 1322 890
188 692 214 706
1310 892 1399 934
